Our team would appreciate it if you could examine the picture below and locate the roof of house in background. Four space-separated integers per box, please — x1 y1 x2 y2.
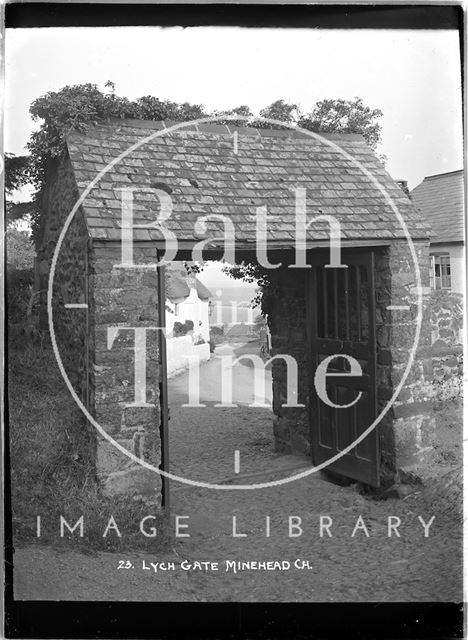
195 278 212 301
165 269 191 302
65 118 430 245
410 169 465 244
165 264 213 302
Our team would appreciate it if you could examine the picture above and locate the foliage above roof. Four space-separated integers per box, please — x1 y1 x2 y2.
410 170 464 244
9 82 384 242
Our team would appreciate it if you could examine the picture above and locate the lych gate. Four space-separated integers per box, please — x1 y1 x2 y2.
37 118 436 503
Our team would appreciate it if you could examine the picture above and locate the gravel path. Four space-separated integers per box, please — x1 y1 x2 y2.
167 404 462 603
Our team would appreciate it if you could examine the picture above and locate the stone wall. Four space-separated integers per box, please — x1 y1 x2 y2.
37 153 96 474
263 267 309 455
379 240 435 482
430 290 463 402
89 242 162 502
38 155 163 502
38 154 90 394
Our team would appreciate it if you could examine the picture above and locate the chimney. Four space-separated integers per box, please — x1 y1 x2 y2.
396 179 410 197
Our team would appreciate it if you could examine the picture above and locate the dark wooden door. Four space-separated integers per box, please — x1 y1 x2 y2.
307 250 379 487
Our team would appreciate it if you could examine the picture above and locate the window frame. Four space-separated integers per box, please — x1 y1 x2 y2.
430 252 452 290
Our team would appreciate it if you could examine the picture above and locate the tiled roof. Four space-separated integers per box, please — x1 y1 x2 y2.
165 275 190 302
410 170 465 244
165 265 212 301
165 265 191 301
195 277 212 301
66 119 429 245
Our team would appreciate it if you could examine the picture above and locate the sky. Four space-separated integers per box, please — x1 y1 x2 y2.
197 262 257 296
5 26 463 193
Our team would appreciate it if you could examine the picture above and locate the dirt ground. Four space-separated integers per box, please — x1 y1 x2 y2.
12 343 463 603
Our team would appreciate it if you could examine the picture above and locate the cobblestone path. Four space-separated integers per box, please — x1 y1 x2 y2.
168 407 462 602
166 351 463 603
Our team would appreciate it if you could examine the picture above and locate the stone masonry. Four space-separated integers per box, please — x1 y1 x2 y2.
36 153 97 480
384 240 435 481
263 265 309 457
90 242 162 500
37 154 163 503
430 289 463 402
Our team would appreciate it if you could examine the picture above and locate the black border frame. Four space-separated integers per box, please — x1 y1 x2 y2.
4 601 465 638
4 3 464 30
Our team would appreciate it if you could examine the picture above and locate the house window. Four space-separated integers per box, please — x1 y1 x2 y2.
430 254 451 290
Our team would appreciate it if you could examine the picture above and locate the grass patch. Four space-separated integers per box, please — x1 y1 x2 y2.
8 340 169 553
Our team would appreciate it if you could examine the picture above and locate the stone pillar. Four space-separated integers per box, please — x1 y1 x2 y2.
89 242 162 502
384 239 435 482
264 267 310 455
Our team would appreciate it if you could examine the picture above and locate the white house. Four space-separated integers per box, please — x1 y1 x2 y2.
165 265 212 377
411 169 465 293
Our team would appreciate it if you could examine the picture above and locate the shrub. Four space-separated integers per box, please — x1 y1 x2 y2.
7 268 34 324
173 319 195 337
210 325 224 337
6 227 35 270
173 321 187 337
209 325 226 347
6 268 42 347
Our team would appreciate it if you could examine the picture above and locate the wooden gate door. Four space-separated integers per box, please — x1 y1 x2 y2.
307 250 379 487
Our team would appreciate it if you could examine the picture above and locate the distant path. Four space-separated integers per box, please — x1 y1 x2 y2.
168 340 272 407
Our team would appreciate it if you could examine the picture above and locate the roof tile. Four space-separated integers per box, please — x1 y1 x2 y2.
66 119 429 245
410 170 464 243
